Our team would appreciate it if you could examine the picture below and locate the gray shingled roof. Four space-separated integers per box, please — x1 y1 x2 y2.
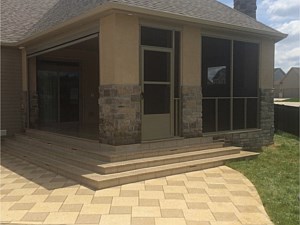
1 0 284 44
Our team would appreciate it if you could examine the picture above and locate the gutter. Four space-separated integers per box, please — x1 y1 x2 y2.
6 2 288 46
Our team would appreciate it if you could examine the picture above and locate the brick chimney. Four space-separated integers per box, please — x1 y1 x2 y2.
234 0 257 19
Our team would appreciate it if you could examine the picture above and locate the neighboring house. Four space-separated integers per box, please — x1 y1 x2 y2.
274 68 286 97
1 0 286 149
278 67 300 98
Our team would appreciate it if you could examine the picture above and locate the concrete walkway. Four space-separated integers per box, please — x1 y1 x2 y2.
0 152 273 225
274 98 300 107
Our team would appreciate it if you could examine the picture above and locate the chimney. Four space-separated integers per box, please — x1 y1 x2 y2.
234 0 257 19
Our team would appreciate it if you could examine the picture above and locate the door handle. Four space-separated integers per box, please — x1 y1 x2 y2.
141 92 144 100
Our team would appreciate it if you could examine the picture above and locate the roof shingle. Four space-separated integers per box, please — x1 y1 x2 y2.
1 0 284 44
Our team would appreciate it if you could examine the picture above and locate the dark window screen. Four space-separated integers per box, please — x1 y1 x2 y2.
233 41 259 97
141 27 172 48
144 84 170 114
202 37 231 97
144 51 170 82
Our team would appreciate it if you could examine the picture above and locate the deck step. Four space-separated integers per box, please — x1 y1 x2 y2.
4 137 241 174
17 132 225 162
2 144 258 190
1 132 259 190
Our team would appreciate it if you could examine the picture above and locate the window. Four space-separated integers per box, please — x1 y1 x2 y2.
141 27 172 48
202 37 259 132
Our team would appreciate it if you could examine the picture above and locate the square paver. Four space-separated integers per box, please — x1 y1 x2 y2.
161 209 184 218
165 193 184 200
59 204 83 212
30 202 62 212
110 206 132 214
132 217 155 225
139 199 160 207
213 212 239 221
45 195 67 202
236 205 261 213
112 197 139 206
132 206 161 217
183 209 215 222
43 212 79 224
187 202 209 210
120 190 139 197
186 221 210 225
99 214 131 225
92 196 113 204
1 196 23 202
76 214 101 224
76 188 95 195
21 212 49 222
80 204 110 214
9 203 35 210
156 218 187 225
145 185 163 191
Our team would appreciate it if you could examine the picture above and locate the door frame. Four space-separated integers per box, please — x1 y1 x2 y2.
140 46 175 141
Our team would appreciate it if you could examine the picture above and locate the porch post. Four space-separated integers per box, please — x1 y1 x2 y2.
181 26 202 137
259 38 275 146
21 48 29 130
99 13 141 145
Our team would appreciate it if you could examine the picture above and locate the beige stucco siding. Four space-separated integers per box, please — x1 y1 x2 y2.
259 38 275 89
182 26 201 86
1 47 22 135
100 13 139 85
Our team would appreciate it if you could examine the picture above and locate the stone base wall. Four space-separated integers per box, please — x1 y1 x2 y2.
181 86 202 138
212 89 274 150
259 88 274 146
99 85 141 145
29 91 39 128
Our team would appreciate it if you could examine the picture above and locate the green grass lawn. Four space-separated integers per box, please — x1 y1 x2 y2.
227 132 300 225
282 98 300 102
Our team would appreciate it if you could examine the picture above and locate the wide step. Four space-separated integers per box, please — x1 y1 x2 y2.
1 134 259 190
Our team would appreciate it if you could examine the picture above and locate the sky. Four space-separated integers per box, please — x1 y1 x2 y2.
218 0 300 73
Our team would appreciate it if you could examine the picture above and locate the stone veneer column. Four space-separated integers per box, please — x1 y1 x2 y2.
99 85 141 145
260 88 274 146
181 86 202 137
181 26 202 138
99 13 140 145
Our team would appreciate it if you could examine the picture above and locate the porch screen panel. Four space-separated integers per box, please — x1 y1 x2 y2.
233 41 259 97
202 37 231 97
202 37 231 132
233 41 259 129
202 37 259 133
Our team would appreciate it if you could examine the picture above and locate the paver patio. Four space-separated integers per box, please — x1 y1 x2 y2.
0 152 273 225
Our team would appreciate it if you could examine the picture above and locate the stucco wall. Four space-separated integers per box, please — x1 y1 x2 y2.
100 13 139 85
1 46 22 135
260 38 275 89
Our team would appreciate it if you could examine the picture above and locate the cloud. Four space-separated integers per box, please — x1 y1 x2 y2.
261 0 300 21
258 0 300 71
275 20 300 71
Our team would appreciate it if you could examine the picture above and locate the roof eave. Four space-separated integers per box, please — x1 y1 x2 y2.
15 2 287 47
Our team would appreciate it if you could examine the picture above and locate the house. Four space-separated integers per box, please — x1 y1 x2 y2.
1 0 287 148
278 67 300 98
274 68 286 97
